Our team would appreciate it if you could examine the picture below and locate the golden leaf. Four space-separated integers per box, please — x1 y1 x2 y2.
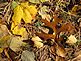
22 8 32 24
12 26 27 37
12 5 23 25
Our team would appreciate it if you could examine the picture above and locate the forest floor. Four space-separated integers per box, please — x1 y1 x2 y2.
0 0 81 61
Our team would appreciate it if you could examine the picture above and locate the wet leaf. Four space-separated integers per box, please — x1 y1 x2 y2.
21 50 35 61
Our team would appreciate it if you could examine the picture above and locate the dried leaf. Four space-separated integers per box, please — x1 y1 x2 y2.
0 25 11 52
57 22 74 34
36 32 55 40
32 36 43 48
29 0 40 3
40 0 49 2
29 0 48 3
56 44 66 57
66 35 77 44
39 6 51 20
21 50 35 61
10 36 26 52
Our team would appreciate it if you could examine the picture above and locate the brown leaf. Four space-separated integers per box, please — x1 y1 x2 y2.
36 32 55 40
57 22 74 34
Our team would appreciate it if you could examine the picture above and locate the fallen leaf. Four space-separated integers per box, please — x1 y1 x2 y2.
22 8 32 24
10 36 26 52
32 36 43 48
40 0 49 2
0 48 3 53
21 50 35 61
36 32 55 40
12 5 23 25
56 44 66 57
66 35 77 44
39 6 51 21
29 0 49 3
29 0 40 3
12 26 27 37
11 1 18 9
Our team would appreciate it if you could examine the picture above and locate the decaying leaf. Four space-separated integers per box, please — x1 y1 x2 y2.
66 35 77 44
0 24 11 53
32 36 43 48
10 36 26 52
21 50 35 61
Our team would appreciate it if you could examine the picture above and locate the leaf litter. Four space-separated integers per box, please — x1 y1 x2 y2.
0 0 81 61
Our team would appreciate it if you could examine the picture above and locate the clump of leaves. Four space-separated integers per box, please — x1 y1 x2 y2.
36 15 75 58
11 2 37 37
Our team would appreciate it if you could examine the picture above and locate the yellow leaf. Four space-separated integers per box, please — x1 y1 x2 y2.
23 8 32 23
27 5 37 16
20 2 37 17
12 5 23 25
32 36 43 48
0 48 3 53
20 2 29 8
12 26 27 37
11 22 15 30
